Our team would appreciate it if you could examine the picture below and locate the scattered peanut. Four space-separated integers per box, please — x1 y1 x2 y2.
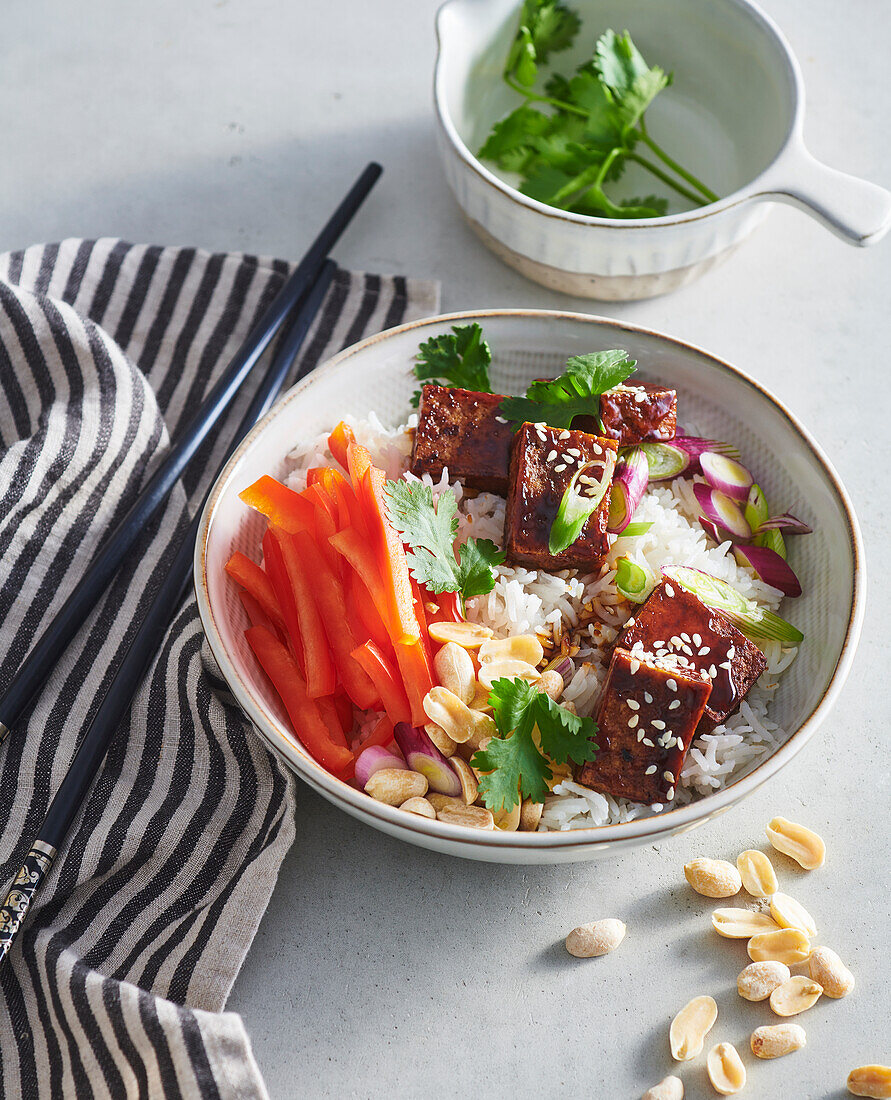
424 723 457 758
847 1065 891 1098
449 755 478 804
750 1023 806 1060
492 801 521 831
427 793 464 812
398 796 436 819
669 995 718 1061
707 1041 746 1095
534 669 564 700
519 799 544 832
470 681 493 711
711 908 779 939
427 620 492 648
641 1076 684 1100
736 849 778 897
479 633 544 667
747 927 811 965
433 642 476 704
766 816 825 870
684 858 742 898
737 960 791 1002
423 686 492 744
364 768 427 806
809 945 855 998
478 657 542 690
769 975 823 1016
436 802 495 829
769 892 818 937
565 918 626 958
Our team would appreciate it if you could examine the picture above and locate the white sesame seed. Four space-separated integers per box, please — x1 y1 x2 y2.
644 691 653 703
554 463 567 472
652 803 664 813
670 635 682 648
680 632 690 643
591 443 602 455
630 659 640 675
561 452 574 463
652 720 666 730
534 421 547 428
676 738 684 750
567 448 581 457
665 679 677 693
666 786 675 800
642 737 654 747
727 646 736 659
666 737 677 749
720 661 732 671
698 646 711 656
637 730 645 742
708 664 717 678
559 429 571 439
668 699 681 710
628 715 639 728
634 391 646 403
692 633 702 646
653 640 664 648
495 415 507 424
663 770 675 783
536 430 547 442
665 584 675 597
645 765 657 775
626 617 636 627
546 449 557 462
627 699 640 710
681 645 693 656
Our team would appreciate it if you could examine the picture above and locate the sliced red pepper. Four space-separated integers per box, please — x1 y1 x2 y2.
329 526 391 631
261 529 305 670
424 589 464 625
245 625 353 775
410 577 433 668
225 551 286 631
239 589 279 637
240 475 315 534
292 529 380 710
346 441 373 488
361 465 420 646
351 641 412 727
272 527 336 698
394 638 434 727
328 421 356 470
333 690 355 735
346 568 393 657
315 696 349 748
301 483 340 572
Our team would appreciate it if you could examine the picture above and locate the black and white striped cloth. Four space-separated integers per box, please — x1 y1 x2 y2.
0 239 439 1098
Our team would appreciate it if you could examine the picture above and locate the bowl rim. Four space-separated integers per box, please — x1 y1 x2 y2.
195 308 865 853
433 0 805 230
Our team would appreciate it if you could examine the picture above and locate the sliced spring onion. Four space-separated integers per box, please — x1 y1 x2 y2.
617 521 654 538
744 483 770 531
607 448 649 533
756 512 813 535
549 460 612 555
663 566 803 645
693 483 752 539
754 526 787 560
544 654 575 680
699 452 754 502
733 544 802 597
642 435 741 481
615 556 656 603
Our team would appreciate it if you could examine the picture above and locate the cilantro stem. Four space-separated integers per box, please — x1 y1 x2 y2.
503 73 588 118
638 121 719 203
626 153 709 207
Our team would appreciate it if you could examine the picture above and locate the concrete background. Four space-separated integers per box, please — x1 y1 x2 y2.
3 1 889 1096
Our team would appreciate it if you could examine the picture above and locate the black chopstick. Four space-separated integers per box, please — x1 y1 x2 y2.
0 258 338 968
0 161 381 748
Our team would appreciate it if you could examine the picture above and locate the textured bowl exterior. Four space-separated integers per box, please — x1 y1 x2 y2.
195 310 864 864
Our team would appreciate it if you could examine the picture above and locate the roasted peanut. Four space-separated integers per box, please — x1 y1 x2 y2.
711 908 779 939
492 801 521 831
427 620 492 648
737 960 791 1002
641 1076 684 1100
736 849 778 897
751 1023 806 1060
766 816 825 870
747 927 811 965
847 1066 891 1098
364 768 428 806
769 975 823 1016
809 946 855 998
707 1042 746 1095
433 642 476 704
565 918 626 958
479 634 544 667
534 669 564 700
520 799 544 832
399 796 436 819
684 858 742 898
423 686 492 744
669 995 717 1061
478 657 541 690
450 755 478 805
769 892 818 937
436 802 495 829
424 722 457 757
470 681 493 711
427 793 464 813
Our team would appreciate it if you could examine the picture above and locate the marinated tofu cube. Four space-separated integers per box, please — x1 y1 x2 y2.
618 580 767 730
504 423 618 571
598 383 677 445
576 646 712 805
410 384 514 494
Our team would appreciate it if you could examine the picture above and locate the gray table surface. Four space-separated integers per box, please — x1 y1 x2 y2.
4 1 889 1097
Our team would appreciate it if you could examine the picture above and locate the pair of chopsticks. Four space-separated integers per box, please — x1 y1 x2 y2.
0 162 382 966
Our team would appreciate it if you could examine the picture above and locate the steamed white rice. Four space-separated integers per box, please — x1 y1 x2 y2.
286 414 796 831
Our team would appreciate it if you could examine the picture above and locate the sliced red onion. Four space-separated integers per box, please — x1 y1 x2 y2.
755 512 813 535
674 435 741 462
693 483 752 539
355 745 407 789
697 516 725 543
733 544 802 597
641 435 739 480
544 654 574 680
607 448 649 533
699 452 754 501
393 722 462 796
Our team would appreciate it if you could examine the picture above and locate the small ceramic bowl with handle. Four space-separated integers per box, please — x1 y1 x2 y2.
434 0 891 300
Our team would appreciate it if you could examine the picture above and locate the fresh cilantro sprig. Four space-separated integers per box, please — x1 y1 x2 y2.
479 4 719 219
471 677 598 811
499 348 636 429
385 480 505 608
411 323 493 407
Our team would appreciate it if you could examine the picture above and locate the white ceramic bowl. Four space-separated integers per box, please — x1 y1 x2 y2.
434 0 891 300
195 310 864 864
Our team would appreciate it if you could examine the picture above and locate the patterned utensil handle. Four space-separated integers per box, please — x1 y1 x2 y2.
0 842 56 966
0 721 8 747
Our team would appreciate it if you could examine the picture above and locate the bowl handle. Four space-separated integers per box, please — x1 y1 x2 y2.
752 144 891 247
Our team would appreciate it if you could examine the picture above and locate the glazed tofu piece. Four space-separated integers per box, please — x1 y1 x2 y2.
618 580 767 730
504 423 618 570
410 384 514 493
598 383 677 445
576 646 712 805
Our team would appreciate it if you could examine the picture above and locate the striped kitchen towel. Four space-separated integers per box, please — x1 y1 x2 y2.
0 239 439 1098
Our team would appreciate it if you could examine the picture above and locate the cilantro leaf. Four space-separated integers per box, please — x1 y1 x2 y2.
385 480 505 606
477 105 551 170
594 29 670 135
411 323 492 407
506 0 581 86
499 348 636 429
472 677 598 810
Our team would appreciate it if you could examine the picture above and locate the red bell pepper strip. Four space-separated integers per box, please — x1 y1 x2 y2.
292 529 379 710
346 441 373 488
424 589 464 625
245 625 353 775
238 590 279 638
261 529 305 670
315 696 349 748
240 475 315 534
394 638 434 728
333 690 355 735
329 527 391 631
272 527 336 698
225 551 286 631
346 568 393 657
361 465 420 646
351 641 412 727
301 483 340 572
328 421 356 470
410 577 434 668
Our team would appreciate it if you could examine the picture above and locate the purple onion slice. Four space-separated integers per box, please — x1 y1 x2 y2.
355 745 408 789
693 483 752 539
755 512 813 535
608 448 649 533
393 722 462 796
733 545 802 597
697 516 725 543
699 452 754 502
